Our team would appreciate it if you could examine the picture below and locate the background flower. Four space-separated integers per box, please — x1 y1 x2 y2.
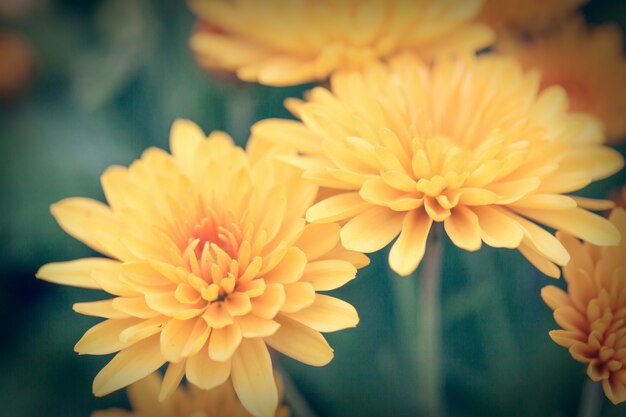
542 208 626 404
478 0 587 32
92 372 290 417
251 54 623 277
188 0 493 86
37 120 366 417
497 15 626 143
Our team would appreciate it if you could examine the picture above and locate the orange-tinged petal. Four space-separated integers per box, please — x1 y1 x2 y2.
93 335 165 396
158 361 186 401
541 285 571 310
284 295 359 332
388 210 432 276
208 324 243 362
518 242 561 278
203 302 234 329
473 206 524 249
225 294 252 317
231 338 278 417
185 343 230 391
266 315 333 367
119 316 168 345
112 297 160 319
340 206 404 253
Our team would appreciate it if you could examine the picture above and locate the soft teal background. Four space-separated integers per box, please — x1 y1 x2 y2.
1 1 625 416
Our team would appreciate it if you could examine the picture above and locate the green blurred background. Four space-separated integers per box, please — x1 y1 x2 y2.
1 1 625 416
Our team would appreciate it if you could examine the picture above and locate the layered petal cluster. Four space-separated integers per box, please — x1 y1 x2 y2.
542 209 626 404
37 120 367 417
251 54 623 277
92 373 290 417
189 0 493 86
497 16 626 142
478 0 586 32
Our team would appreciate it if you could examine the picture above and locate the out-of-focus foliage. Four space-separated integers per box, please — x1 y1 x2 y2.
0 1 624 416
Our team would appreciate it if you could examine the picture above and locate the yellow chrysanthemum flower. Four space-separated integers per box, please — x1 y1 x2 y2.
250 54 623 277
541 208 626 404
189 0 493 86
92 373 290 417
478 0 586 32
37 120 367 417
497 16 626 142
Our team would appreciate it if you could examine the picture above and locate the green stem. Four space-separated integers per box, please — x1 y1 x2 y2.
416 229 444 417
281 371 319 417
577 379 603 417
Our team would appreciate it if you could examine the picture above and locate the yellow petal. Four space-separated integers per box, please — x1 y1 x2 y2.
444 206 482 251
541 285 571 310
75 318 140 355
50 198 132 260
112 297 160 319
295 223 341 261
280 282 316 313
170 119 205 172
225 294 252 317
265 315 334 366
93 335 165 396
185 344 231 391
388 210 432 276
263 247 307 284
473 206 524 249
236 315 280 338
340 206 404 253
306 192 371 223
36 258 118 290
250 283 286 319
301 260 356 291
518 243 561 278
514 207 621 247
158 361 186 402
209 324 243 362
231 338 279 417
119 316 168 345
203 302 234 329
160 318 210 363
284 295 359 332
73 299 130 319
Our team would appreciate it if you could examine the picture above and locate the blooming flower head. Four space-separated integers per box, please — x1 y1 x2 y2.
37 120 367 417
188 0 493 86
478 0 586 32
541 208 626 404
497 16 626 142
92 373 290 417
250 54 623 277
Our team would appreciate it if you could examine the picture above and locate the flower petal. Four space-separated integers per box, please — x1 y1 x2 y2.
284 295 359 332
209 324 243 362
388 209 432 276
185 343 231 390
340 205 404 253
444 206 482 251
301 260 357 291
231 338 278 417
265 315 333 366
75 318 140 355
306 192 371 223
93 335 165 396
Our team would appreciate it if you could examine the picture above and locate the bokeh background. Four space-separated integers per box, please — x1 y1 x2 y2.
1 1 625 416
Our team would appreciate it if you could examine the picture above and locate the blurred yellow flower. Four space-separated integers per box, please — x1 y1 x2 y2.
92 372 290 417
37 120 367 417
542 208 626 404
478 0 586 32
189 0 493 86
251 54 623 277
497 16 626 143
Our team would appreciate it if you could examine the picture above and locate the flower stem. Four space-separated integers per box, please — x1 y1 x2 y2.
416 228 444 417
577 379 603 417
281 371 319 417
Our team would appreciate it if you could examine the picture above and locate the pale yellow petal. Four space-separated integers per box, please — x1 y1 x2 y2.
209 324 243 362
284 294 359 332
306 192 372 223
444 206 482 251
265 315 334 366
160 318 210 363
75 318 140 355
185 344 231 390
231 338 279 417
93 335 165 396
36 258 118 290
388 210 432 276
301 259 357 291
340 206 404 253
